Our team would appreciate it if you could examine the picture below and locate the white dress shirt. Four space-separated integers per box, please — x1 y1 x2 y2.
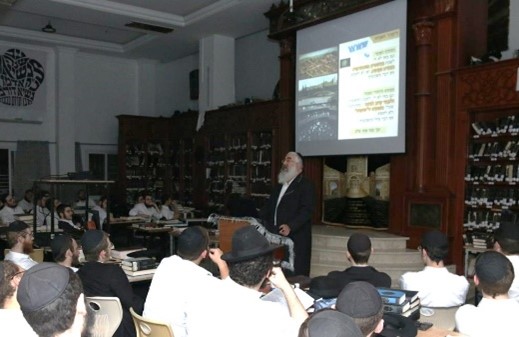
0 309 38 337
400 266 469 307
143 255 221 337
92 205 107 229
455 297 519 337
4 251 38 270
0 206 24 225
129 203 161 220
506 254 519 301
185 277 301 337
17 199 34 214
160 205 174 220
274 178 295 227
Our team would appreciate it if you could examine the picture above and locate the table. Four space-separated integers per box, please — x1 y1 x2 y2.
417 327 465 337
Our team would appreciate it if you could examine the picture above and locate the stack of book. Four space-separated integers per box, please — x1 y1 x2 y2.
376 288 420 320
121 257 157 276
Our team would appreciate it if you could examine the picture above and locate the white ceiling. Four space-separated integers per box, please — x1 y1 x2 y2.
0 0 277 62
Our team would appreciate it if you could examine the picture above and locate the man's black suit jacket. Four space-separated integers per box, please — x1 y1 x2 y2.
78 262 144 337
260 174 315 276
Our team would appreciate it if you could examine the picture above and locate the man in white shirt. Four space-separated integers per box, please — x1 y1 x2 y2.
50 234 81 272
4 221 38 270
493 220 519 301
34 191 50 228
455 251 519 337
0 194 25 225
143 226 228 337
186 226 308 337
92 196 108 229
129 192 161 220
0 260 38 337
17 189 34 214
400 230 469 307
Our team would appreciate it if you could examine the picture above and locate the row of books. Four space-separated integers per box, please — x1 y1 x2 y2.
376 288 420 319
471 115 519 136
465 164 519 183
469 141 519 159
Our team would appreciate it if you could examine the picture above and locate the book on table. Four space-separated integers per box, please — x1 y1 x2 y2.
123 268 157 277
383 297 420 314
376 288 406 305
122 257 156 271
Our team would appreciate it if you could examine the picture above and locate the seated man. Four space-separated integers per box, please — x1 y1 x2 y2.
51 234 81 272
129 191 161 220
17 189 34 214
0 194 24 225
336 281 385 337
4 221 38 270
34 191 50 228
493 220 519 301
455 251 519 336
17 263 90 337
92 196 108 229
0 260 38 336
57 204 85 240
144 226 228 337
400 230 469 307
186 226 308 337
78 230 143 337
327 233 391 288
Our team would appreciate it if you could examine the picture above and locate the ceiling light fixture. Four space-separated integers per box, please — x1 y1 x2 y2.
41 22 56 33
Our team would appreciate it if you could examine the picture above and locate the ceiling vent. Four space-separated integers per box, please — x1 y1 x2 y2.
125 22 174 34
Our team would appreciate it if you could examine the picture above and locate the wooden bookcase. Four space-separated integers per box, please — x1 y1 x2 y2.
198 100 293 213
117 112 198 205
455 58 519 267
117 100 293 213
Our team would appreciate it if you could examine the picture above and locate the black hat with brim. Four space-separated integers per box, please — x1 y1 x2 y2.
221 226 281 263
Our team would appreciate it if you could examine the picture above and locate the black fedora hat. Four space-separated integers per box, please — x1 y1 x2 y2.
222 226 281 263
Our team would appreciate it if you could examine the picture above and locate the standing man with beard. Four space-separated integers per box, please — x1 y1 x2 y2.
4 221 38 270
260 152 315 276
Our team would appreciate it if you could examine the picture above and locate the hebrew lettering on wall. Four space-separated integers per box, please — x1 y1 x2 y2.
0 48 45 106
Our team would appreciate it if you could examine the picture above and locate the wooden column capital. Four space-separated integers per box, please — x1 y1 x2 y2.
412 20 435 46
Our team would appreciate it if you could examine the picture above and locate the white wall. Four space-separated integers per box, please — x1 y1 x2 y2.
75 53 139 145
156 29 280 113
235 30 279 102
503 0 519 59
156 53 199 116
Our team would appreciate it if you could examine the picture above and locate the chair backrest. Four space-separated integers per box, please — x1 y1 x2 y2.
86 296 123 337
420 306 460 331
130 307 175 337
4 248 44 262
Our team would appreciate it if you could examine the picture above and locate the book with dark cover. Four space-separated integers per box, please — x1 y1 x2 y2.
122 257 157 271
376 288 406 305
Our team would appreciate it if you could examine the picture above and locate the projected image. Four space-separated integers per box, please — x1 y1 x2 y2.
299 47 338 80
338 30 400 140
294 0 406 156
297 74 338 141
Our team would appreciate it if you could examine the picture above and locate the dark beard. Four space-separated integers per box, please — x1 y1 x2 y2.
23 241 34 254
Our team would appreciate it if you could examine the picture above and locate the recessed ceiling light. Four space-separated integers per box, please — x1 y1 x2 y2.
41 22 56 33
